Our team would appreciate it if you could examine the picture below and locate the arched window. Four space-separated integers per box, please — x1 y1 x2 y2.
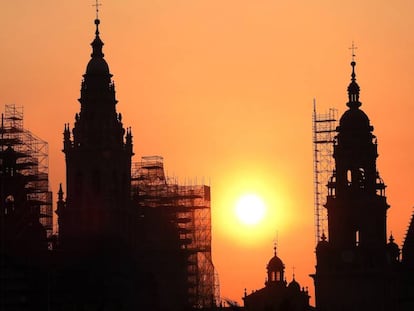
347 170 352 186
358 168 365 188
356 230 360 246
276 271 281 281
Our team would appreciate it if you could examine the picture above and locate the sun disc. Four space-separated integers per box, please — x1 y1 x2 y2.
235 194 266 225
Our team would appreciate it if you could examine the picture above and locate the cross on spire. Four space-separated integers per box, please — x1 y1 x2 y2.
349 41 358 62
273 231 279 255
93 0 102 19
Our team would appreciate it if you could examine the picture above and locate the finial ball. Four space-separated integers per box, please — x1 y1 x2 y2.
95 19 100 25
351 61 356 67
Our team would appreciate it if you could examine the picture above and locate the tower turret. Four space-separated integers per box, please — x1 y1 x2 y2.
58 16 133 249
266 245 285 286
328 60 388 249
313 58 399 311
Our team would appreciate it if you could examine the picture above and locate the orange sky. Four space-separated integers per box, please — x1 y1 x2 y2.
2 0 414 306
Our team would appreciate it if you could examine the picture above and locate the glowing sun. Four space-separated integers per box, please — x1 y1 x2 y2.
235 194 266 225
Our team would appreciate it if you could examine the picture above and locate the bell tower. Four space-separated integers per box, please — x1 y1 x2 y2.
328 60 387 250
57 15 133 249
313 60 400 311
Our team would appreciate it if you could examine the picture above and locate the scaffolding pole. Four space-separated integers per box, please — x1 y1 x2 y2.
131 156 218 309
0 104 53 241
312 100 337 245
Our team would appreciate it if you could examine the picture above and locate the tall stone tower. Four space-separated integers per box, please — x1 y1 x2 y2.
57 17 133 249
53 16 150 310
312 61 400 311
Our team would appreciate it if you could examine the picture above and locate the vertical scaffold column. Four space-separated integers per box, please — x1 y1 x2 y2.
1 104 53 240
312 100 337 245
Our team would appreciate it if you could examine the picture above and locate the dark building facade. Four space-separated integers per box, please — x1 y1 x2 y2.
0 105 52 310
243 246 311 311
53 16 192 311
58 18 134 249
401 211 414 310
51 15 216 311
0 145 49 310
312 61 401 311
54 17 150 311
1 13 216 311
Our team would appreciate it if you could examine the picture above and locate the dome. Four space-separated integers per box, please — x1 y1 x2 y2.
267 253 284 271
86 57 110 75
84 18 110 76
338 59 374 135
266 246 286 285
339 107 371 131
288 278 301 292
386 234 400 261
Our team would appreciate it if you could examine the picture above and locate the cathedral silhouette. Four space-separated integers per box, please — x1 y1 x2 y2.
310 60 414 311
240 59 414 311
1 15 215 311
1 11 414 311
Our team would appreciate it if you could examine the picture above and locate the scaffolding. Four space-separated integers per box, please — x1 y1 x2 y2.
0 104 53 240
131 156 218 308
312 101 337 245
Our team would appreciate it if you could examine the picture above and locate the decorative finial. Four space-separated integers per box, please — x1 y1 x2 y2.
346 47 361 108
90 0 104 58
58 183 64 201
351 61 356 81
93 1 102 36
93 0 102 20
292 266 296 280
348 42 358 83
389 231 395 243
273 232 279 256
349 41 358 62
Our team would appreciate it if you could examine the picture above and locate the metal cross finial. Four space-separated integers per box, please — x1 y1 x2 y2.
273 231 279 255
93 0 102 19
349 41 358 62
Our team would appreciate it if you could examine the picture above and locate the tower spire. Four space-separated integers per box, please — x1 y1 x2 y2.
90 1 104 60
347 43 361 109
349 41 358 62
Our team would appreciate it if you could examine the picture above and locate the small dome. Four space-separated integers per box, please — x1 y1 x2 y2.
386 235 400 261
338 60 373 133
288 279 301 292
84 18 110 76
266 246 286 285
86 57 110 75
267 253 284 271
347 80 360 97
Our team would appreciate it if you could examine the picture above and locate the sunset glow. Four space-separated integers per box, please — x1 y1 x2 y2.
235 194 266 225
3 0 414 306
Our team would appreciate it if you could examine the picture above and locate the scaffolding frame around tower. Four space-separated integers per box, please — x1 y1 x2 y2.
0 104 53 240
312 101 337 245
131 156 218 309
